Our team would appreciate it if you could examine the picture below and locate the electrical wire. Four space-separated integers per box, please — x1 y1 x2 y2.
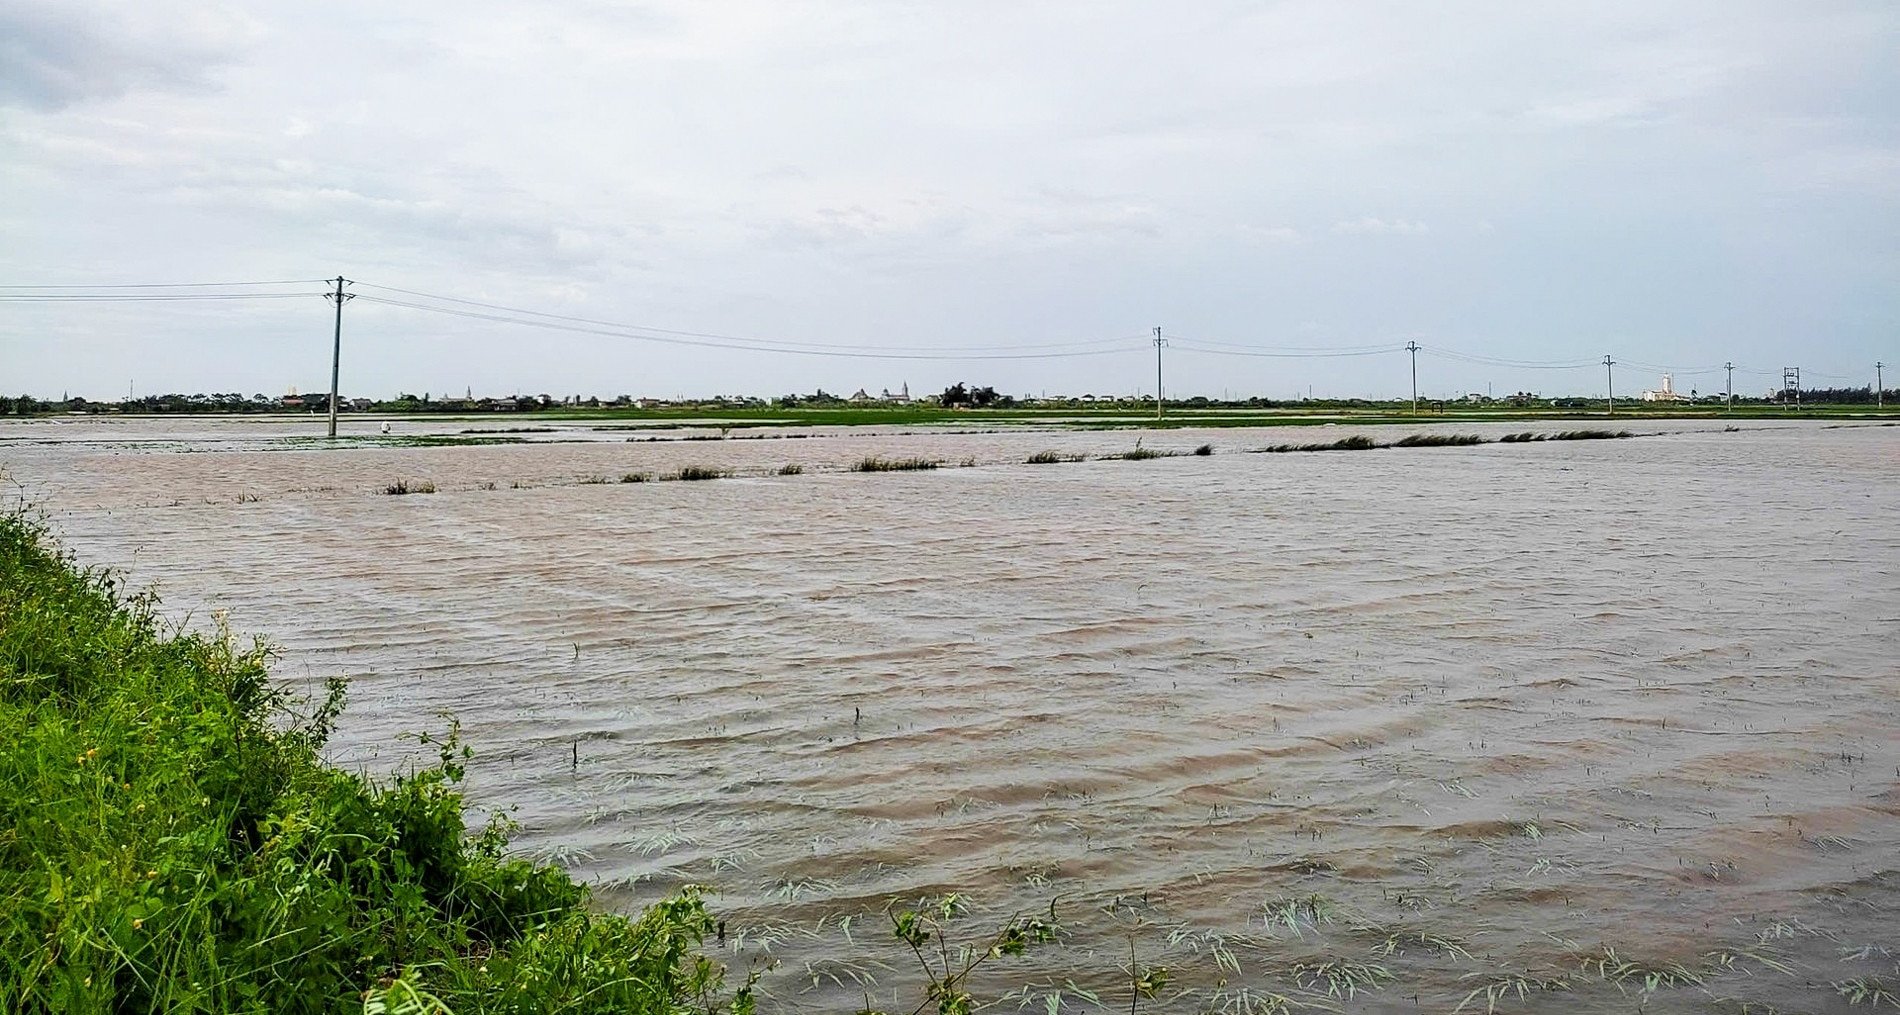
0 293 322 302
1170 342 1407 358
0 280 326 289
1421 347 1601 369
353 295 1148 361
353 280 1141 354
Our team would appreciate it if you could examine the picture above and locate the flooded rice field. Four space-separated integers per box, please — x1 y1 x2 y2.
6 415 1898 1012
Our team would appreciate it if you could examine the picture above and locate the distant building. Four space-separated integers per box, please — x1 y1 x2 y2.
881 382 911 403
1641 374 1689 402
849 388 874 403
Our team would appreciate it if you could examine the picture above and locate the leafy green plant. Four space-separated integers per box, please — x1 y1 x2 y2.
857 895 1057 1015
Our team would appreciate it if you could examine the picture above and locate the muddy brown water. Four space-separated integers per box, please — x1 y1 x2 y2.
6 416 1897 1012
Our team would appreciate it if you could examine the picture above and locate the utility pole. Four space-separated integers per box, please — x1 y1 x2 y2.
1603 355 1615 416
1153 326 1165 421
1878 361 1885 410
325 276 353 438
1406 341 1420 415
1724 362 1734 413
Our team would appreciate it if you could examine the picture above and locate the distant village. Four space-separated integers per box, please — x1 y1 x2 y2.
1 373 1884 416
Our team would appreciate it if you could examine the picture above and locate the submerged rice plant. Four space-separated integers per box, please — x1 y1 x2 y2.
1257 435 1379 453
775 463 804 476
1392 433 1485 447
1025 450 1085 464
851 456 938 472
1549 429 1633 440
665 465 731 481
383 479 437 495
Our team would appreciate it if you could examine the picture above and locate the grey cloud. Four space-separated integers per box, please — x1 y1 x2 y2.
0 2 256 111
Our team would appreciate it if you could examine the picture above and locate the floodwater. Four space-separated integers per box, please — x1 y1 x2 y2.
6 415 1898 1013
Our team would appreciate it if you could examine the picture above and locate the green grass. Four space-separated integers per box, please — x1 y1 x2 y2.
0 512 742 1014
851 456 938 472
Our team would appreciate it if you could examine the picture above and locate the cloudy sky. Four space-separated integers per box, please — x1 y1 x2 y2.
3 1 1895 401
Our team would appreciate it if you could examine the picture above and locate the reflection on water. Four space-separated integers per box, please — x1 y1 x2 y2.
7 416 1898 1012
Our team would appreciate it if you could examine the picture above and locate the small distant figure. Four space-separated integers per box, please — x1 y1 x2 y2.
380 421 391 435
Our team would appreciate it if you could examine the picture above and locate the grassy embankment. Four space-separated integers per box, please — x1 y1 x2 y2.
0 512 744 1014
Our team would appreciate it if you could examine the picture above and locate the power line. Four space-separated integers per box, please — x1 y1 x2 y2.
1421 346 1599 369
353 280 1140 354
0 280 326 289
1160 333 1400 353
353 294 1148 361
0 293 319 302
1170 342 1405 358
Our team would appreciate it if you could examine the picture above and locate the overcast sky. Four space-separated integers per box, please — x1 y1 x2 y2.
3 1 1895 401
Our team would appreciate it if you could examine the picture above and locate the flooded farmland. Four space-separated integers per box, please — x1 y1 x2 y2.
5 415 1897 1013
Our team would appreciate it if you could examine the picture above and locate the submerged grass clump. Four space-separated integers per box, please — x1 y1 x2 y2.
1193 443 1214 456
1392 433 1484 448
851 456 938 472
0 511 738 1014
383 479 437 495
1550 429 1633 440
665 465 730 481
775 463 804 476
620 471 653 483
1258 435 1380 453
1025 450 1085 465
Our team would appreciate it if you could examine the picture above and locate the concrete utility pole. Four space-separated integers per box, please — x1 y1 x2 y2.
1603 355 1615 416
1406 341 1420 415
1153 326 1166 421
1725 362 1734 413
1878 361 1885 409
325 276 354 438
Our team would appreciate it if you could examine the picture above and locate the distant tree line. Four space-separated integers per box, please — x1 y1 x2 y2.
1776 386 1891 404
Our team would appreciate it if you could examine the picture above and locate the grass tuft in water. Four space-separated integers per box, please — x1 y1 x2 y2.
1549 429 1633 440
384 479 438 495
1392 433 1485 447
666 465 731 481
621 471 653 483
852 456 938 472
1193 443 1214 456
1257 435 1379 453
775 464 804 476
